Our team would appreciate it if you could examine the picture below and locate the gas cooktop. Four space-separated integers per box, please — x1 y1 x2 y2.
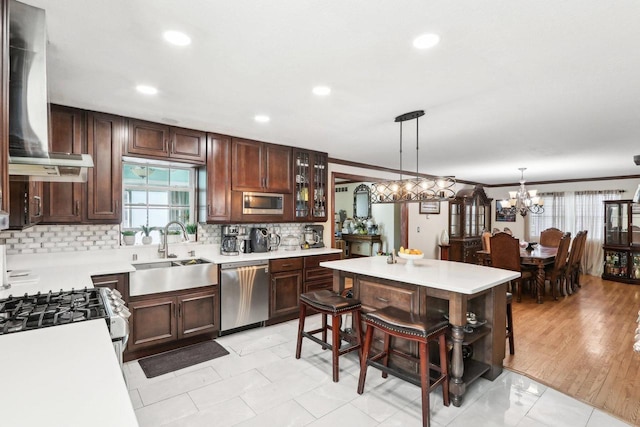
0 288 108 335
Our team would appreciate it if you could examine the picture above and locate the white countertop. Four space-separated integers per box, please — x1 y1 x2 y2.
0 319 138 427
320 256 520 294
1 244 341 299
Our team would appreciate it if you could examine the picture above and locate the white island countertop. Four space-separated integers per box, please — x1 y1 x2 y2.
0 319 138 427
320 256 520 294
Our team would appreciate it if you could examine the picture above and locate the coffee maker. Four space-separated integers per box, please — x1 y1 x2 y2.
302 225 325 248
221 225 242 255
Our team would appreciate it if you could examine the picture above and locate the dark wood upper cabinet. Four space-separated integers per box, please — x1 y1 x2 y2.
202 133 231 222
86 112 123 223
8 179 42 229
170 127 206 165
42 105 85 223
293 149 328 222
125 119 169 158
125 119 205 165
231 138 292 193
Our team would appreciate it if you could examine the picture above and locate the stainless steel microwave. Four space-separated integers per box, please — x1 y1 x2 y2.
242 192 284 215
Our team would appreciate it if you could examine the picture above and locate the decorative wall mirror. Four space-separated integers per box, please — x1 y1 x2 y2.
353 184 371 219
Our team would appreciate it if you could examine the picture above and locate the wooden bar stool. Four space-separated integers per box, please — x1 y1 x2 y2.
357 306 450 427
295 290 362 382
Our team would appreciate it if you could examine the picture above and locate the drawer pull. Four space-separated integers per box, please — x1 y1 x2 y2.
376 297 389 303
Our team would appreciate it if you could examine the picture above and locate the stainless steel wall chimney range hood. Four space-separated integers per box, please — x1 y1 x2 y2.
7 0 93 183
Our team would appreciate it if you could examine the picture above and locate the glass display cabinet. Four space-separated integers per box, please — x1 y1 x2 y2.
603 200 640 284
293 149 327 222
448 186 492 264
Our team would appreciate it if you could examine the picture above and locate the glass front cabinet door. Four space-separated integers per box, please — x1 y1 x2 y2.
448 186 492 264
293 149 327 222
602 200 640 284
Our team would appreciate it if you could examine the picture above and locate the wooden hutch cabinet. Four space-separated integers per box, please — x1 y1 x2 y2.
602 199 640 284
448 186 492 264
293 149 328 222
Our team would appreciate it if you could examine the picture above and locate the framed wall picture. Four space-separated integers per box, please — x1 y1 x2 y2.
419 201 440 214
495 200 516 222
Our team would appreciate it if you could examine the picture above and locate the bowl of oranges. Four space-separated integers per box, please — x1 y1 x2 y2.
397 247 424 265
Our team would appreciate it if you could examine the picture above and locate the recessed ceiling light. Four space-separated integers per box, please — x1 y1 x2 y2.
312 86 331 96
163 30 191 46
254 115 270 123
136 85 158 95
413 33 440 50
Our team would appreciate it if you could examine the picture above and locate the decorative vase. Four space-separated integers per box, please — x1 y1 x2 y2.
440 229 449 245
142 236 152 245
188 234 196 242
123 235 135 246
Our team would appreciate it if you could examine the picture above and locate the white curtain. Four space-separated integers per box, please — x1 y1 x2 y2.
527 192 565 241
574 190 623 276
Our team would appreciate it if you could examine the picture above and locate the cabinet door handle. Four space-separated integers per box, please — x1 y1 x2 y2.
207 204 212 215
34 196 42 217
115 199 119 212
75 200 80 216
178 302 182 317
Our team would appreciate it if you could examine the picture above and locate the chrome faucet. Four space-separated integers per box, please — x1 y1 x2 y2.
158 221 188 258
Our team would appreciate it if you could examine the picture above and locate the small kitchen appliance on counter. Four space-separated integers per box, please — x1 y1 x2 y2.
281 235 300 251
302 224 325 249
250 227 270 253
268 228 281 251
221 225 243 256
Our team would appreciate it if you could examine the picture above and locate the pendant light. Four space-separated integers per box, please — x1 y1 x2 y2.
370 110 456 203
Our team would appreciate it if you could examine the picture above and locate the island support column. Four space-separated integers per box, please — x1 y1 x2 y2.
448 293 467 407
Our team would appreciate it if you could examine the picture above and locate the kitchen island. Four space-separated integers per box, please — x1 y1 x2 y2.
320 256 520 406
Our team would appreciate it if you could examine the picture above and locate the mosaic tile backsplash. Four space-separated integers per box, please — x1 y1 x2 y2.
0 223 308 255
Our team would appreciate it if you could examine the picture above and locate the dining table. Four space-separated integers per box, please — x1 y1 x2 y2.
476 245 558 304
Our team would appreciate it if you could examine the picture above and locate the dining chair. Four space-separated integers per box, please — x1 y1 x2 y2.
540 228 564 247
544 232 571 298
481 231 492 252
503 227 513 236
565 230 588 294
490 232 534 302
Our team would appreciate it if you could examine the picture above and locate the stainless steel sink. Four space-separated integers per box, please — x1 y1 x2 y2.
130 258 218 296
133 258 211 270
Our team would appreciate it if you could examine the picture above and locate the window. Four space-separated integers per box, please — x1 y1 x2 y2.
527 189 624 276
122 163 195 241
528 192 565 240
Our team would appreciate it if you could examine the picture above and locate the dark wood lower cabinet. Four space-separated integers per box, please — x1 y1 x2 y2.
125 286 219 361
91 273 129 302
303 252 341 293
270 270 302 318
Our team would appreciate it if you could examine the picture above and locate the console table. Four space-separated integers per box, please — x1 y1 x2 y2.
340 233 382 257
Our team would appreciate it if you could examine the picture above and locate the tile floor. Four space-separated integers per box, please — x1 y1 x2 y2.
125 315 631 427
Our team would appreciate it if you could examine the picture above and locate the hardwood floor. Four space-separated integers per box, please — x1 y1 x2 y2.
504 274 640 426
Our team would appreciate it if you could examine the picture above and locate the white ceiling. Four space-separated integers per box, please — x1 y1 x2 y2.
19 0 640 185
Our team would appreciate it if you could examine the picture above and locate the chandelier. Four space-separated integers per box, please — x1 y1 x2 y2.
499 168 544 217
370 110 456 204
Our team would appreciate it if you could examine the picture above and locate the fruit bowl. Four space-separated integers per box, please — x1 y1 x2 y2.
397 252 425 265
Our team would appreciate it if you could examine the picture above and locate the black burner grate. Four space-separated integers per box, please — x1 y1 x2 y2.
0 288 108 335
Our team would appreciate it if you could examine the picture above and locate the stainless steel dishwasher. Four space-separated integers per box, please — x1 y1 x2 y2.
220 260 270 332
